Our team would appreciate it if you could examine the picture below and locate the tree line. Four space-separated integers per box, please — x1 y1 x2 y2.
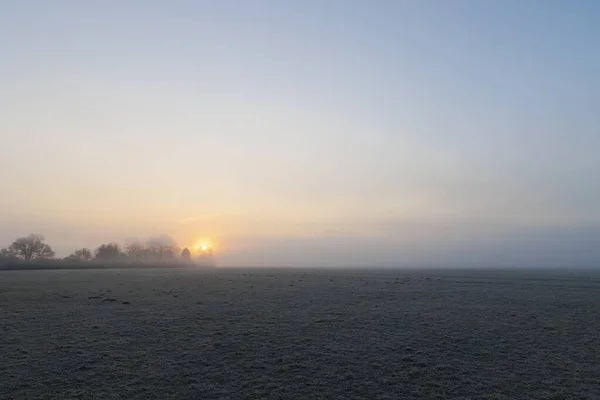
0 234 205 266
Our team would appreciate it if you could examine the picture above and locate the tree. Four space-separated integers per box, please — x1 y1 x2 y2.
94 243 124 261
65 248 92 262
145 235 180 262
124 239 145 262
0 248 18 262
181 248 192 262
8 234 55 261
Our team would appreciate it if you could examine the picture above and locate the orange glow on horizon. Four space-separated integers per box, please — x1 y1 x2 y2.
192 239 215 254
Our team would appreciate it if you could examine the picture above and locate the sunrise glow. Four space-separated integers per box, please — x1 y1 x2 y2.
192 239 214 254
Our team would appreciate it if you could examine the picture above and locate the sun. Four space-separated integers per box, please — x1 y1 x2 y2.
193 240 213 254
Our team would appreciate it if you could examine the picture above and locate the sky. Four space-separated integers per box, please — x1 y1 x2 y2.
1 0 599 267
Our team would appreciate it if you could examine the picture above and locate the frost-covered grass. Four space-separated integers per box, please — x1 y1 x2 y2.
1 268 600 399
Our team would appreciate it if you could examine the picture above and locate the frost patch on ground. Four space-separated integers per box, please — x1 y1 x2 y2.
1 268 600 399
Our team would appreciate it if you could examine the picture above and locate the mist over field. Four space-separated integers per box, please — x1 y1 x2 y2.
4 220 600 269
2 0 600 399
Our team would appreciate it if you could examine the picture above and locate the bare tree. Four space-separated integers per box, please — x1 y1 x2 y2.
125 239 145 262
65 248 93 262
145 235 180 262
8 234 55 261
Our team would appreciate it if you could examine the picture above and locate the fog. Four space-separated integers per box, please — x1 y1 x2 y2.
217 223 600 268
2 213 599 268
1 1 599 270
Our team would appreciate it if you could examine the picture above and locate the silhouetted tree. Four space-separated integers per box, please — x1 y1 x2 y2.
125 240 145 262
181 248 191 262
145 235 180 262
8 234 55 261
65 248 93 262
0 247 18 262
94 243 124 261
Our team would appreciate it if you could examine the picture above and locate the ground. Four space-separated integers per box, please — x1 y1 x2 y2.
1 268 599 399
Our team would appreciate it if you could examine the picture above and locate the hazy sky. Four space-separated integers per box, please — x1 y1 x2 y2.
1 1 599 266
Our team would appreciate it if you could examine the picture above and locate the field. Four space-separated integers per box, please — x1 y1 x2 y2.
1 268 599 399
